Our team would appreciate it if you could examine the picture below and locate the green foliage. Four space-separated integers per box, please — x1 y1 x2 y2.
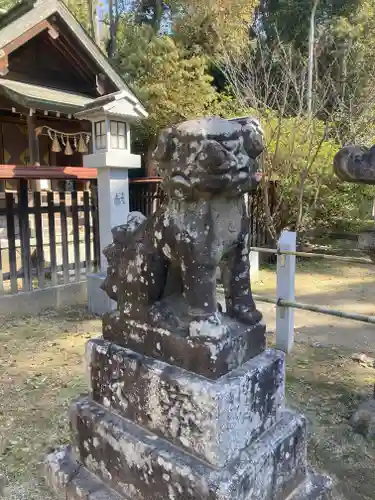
255 0 361 50
172 0 258 57
263 113 375 233
315 3 375 143
263 115 375 233
314 179 375 232
113 20 220 139
264 116 336 232
64 0 91 29
129 0 258 56
220 97 375 234
0 0 18 10
251 1 375 145
0 0 15 10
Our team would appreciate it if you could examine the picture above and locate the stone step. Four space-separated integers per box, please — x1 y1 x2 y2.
86 339 285 467
44 446 127 500
70 397 308 500
286 472 333 500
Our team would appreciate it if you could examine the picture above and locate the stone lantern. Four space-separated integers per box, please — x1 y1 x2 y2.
75 90 148 313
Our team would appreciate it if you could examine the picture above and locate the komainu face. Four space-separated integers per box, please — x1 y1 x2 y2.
153 116 264 200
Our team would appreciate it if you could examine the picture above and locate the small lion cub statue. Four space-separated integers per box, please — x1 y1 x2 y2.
102 116 264 334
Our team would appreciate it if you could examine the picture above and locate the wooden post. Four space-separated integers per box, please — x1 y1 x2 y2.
276 230 297 353
27 111 41 192
27 112 40 165
18 179 32 291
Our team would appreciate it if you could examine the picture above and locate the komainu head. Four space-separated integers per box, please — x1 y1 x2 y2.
153 116 264 201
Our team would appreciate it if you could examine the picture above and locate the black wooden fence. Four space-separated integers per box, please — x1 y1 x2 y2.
0 179 100 294
0 175 275 295
129 178 164 215
0 177 166 295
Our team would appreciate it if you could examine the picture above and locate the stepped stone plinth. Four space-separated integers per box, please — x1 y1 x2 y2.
44 117 332 499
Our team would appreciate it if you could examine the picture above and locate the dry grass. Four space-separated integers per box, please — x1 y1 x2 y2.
284 340 375 500
0 261 374 498
0 307 101 498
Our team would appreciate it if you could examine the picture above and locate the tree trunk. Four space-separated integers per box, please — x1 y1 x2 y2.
107 0 118 58
152 0 164 33
88 0 100 46
145 137 158 177
307 0 319 116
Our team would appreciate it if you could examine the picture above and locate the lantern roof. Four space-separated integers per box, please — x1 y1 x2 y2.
74 90 148 123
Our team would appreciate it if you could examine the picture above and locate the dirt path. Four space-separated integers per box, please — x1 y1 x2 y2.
252 260 375 354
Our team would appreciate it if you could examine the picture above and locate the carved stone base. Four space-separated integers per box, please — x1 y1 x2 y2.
102 312 266 379
86 340 285 467
44 446 124 500
44 334 333 500
45 447 332 500
62 399 308 500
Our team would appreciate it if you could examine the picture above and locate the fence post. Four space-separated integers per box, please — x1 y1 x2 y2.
18 179 32 291
249 250 259 280
276 230 296 353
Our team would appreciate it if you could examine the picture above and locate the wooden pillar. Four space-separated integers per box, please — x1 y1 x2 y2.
18 179 32 291
27 112 40 165
27 111 41 192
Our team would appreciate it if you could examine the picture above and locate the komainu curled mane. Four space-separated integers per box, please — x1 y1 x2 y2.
102 116 264 332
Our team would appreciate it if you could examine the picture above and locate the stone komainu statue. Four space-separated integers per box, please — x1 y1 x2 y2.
334 143 375 261
334 143 375 184
101 116 264 331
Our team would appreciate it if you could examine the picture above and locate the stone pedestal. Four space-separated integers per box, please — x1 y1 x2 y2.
44 319 332 500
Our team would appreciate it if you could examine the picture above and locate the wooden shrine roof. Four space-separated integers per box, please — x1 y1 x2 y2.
0 78 94 114
0 0 146 115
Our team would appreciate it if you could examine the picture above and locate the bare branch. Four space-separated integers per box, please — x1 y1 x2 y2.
215 30 349 235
